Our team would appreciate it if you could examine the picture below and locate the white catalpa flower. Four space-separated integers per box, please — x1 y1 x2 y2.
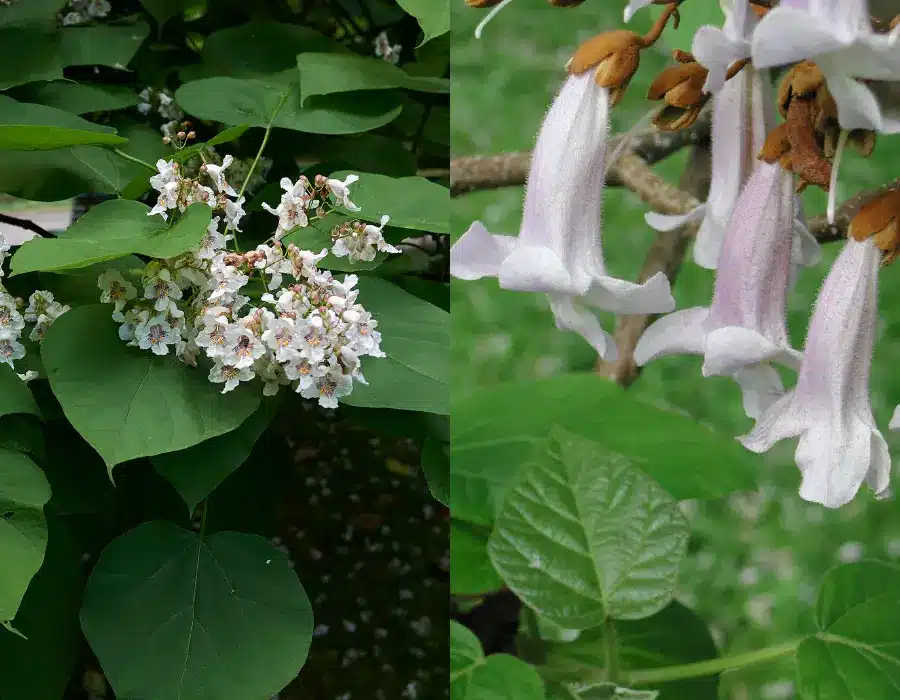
751 0 900 133
300 366 353 409
261 317 299 362
23 290 56 323
332 215 401 263
691 0 753 95
222 325 266 369
374 31 401 64
0 338 25 367
196 217 232 260
144 268 182 313
263 177 311 239
451 71 674 359
208 258 249 302
253 244 293 290
194 314 230 357
635 161 802 419
326 174 361 211
740 236 891 508
0 296 24 340
18 370 38 383
283 356 321 391
224 195 246 232
203 155 238 197
150 159 177 193
98 270 137 313
135 315 176 356
209 360 255 394
148 180 180 220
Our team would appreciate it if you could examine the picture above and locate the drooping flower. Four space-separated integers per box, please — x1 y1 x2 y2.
203 155 238 196
739 236 890 507
635 161 802 418
451 70 674 359
751 0 900 133
326 174 361 211
263 177 311 239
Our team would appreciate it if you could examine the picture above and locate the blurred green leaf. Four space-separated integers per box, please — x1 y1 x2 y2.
59 21 150 68
451 620 545 700
41 305 260 470
0 28 63 91
796 561 900 699
10 81 140 115
0 365 39 419
340 276 449 415
549 683 659 700
175 75 403 135
173 123 249 163
452 374 758 526
397 0 450 44
451 522 502 595
0 96 125 150
329 170 450 234
489 427 689 626
12 200 211 274
296 52 448 103
138 0 193 27
422 436 449 506
0 448 50 621
81 521 314 700
0 0 66 28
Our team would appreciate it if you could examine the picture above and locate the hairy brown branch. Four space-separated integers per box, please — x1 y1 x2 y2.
0 213 54 239
450 111 711 196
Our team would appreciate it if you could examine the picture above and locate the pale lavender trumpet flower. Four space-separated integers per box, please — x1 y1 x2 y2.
451 72 675 360
634 161 802 419
739 237 891 508
646 0 820 272
751 0 900 133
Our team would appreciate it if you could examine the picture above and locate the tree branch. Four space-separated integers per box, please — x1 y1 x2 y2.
450 111 711 196
0 213 54 239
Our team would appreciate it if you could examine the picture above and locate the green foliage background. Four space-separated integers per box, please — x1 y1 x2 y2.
451 1 900 696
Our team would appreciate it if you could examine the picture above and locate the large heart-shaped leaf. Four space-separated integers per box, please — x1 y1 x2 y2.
296 52 448 103
0 365 39 419
0 95 125 150
489 428 689 627
11 200 211 275
796 561 900 699
41 305 260 470
340 276 449 414
10 81 140 115
0 448 51 621
0 28 62 90
175 76 403 135
81 521 314 700
450 620 545 700
452 374 758 526
59 22 150 68
329 170 450 234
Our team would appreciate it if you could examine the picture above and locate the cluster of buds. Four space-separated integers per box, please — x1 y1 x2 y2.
148 156 246 231
261 172 367 241
162 120 198 148
137 87 186 139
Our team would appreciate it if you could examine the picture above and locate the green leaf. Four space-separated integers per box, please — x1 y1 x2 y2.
488 428 688 626
329 170 450 234
281 214 387 272
81 521 314 700
41 305 260 470
422 436 449 506
340 276 449 415
451 620 545 700
59 22 150 69
796 561 900 699
10 81 140 115
546 602 720 700
296 52 448 103
0 0 66 28
451 522 502 595
0 27 62 90
184 20 345 79
152 401 275 511
173 123 249 163
0 448 51 621
138 0 192 27
452 374 758 526
0 95 125 150
175 76 403 135
11 200 211 275
397 0 450 44
0 365 39 420
0 518 85 700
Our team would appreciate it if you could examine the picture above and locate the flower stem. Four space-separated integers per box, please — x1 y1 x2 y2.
625 639 801 685
111 148 157 172
237 90 290 201
603 617 620 684
199 499 209 539
640 2 680 48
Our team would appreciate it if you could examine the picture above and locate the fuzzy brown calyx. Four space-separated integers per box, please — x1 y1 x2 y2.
567 30 642 106
849 187 900 264
647 60 710 130
548 0 586 5
466 0 505 6
776 61 828 119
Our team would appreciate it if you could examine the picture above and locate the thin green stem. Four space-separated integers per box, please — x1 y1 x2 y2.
625 639 801 685
199 499 209 539
603 617 620 684
112 148 157 172
237 90 289 201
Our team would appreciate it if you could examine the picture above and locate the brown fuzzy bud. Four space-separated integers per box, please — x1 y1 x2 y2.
187 130 196 140
849 187 900 263
567 30 642 105
776 61 826 119
648 60 710 130
465 0 504 6
548 0 586 5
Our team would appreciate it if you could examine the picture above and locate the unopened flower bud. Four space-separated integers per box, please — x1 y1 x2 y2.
177 130 186 139
647 59 709 130
849 187 900 264
567 30 642 105
163 136 171 144
776 61 832 123
200 163 208 172
187 130 196 140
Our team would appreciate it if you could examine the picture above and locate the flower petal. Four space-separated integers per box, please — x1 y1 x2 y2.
549 295 616 360
702 326 798 378
692 25 749 93
450 221 518 281
751 8 846 69
644 204 706 233
890 405 900 431
633 306 709 366
623 0 652 22
738 390 808 453
733 363 785 420
498 245 583 295
824 71 900 133
583 271 675 315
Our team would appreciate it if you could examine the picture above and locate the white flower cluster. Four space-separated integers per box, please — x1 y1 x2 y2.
0 234 69 375
331 214 400 263
99 160 389 408
374 31 402 64
137 88 186 138
60 0 110 25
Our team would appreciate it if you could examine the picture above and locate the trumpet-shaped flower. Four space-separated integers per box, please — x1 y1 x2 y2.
635 161 802 418
739 237 891 507
751 0 900 133
451 72 674 359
